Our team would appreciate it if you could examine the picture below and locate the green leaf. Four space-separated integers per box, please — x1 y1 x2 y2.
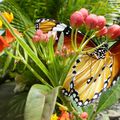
96 77 120 113
83 105 94 120
24 84 50 120
57 32 64 51
41 87 59 120
2 49 13 75
24 84 59 120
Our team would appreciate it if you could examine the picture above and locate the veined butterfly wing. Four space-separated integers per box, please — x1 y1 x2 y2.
63 41 120 106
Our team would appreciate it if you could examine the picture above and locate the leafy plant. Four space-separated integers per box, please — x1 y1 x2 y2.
0 0 120 120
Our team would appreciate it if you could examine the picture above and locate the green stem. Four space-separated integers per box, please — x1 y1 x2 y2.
79 29 89 50
24 32 38 56
80 32 96 51
71 29 76 51
18 51 52 88
89 111 97 120
74 28 78 50
81 42 106 54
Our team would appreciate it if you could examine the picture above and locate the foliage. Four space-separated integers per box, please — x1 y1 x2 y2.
24 84 59 120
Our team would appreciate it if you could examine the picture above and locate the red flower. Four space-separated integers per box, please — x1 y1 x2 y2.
79 8 89 20
107 24 120 39
85 14 98 29
0 36 9 52
5 29 16 43
70 11 84 28
97 26 108 37
0 29 18 52
96 16 106 29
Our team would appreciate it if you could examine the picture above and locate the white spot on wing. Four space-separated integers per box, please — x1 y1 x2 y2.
84 101 89 105
78 101 82 106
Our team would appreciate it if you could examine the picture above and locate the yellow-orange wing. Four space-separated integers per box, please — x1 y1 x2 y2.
35 18 67 33
63 41 120 106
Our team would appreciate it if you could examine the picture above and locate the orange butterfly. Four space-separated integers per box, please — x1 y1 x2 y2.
35 18 120 106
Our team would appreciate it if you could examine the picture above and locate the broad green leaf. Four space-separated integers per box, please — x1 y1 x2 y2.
24 84 50 120
41 87 59 120
96 78 120 113
24 84 59 120
57 32 64 51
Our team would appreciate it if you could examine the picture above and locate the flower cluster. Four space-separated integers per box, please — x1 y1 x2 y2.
70 8 120 39
51 108 88 120
0 12 14 52
0 12 21 52
33 29 49 42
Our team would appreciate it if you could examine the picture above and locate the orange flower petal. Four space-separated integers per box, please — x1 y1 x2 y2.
0 36 9 52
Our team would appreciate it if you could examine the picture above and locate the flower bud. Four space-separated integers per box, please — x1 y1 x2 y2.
96 16 106 29
107 24 120 39
79 8 88 20
33 35 40 42
70 11 84 28
85 14 98 29
97 26 108 37
80 112 88 120
36 29 43 36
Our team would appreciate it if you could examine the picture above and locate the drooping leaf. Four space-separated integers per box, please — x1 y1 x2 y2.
24 84 59 120
24 84 48 120
41 87 59 120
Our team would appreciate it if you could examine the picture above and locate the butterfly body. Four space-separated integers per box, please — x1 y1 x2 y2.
35 18 120 106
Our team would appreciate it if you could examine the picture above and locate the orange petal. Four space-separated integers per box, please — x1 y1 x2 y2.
0 36 9 52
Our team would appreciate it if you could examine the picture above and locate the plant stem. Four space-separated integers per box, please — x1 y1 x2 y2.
74 28 78 50
81 42 106 54
71 28 76 51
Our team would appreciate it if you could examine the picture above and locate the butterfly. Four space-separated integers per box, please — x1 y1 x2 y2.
35 18 120 106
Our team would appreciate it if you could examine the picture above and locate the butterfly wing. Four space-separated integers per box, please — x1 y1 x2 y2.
107 41 120 87
63 41 120 106
35 18 67 33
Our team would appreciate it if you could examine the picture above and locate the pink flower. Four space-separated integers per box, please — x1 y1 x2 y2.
33 35 40 42
79 8 89 20
36 29 43 36
33 29 49 42
79 112 88 120
97 26 108 37
96 16 106 29
70 11 84 28
85 14 98 29
107 24 120 39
